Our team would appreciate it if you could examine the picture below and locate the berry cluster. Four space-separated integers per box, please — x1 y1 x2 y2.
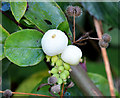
41 29 82 93
46 54 71 85
99 33 111 48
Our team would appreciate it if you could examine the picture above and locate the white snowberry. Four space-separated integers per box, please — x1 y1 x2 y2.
61 45 82 65
41 29 68 56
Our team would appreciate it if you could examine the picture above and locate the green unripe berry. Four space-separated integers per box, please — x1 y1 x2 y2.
56 59 63 67
50 68 58 74
51 55 58 66
46 55 51 62
57 78 63 85
52 74 59 79
63 63 70 70
58 66 64 73
60 72 67 80
63 70 69 77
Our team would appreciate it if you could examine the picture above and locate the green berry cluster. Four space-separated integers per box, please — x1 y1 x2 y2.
46 54 72 85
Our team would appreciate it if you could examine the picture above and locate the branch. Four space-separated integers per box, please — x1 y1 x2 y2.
70 65 103 96
61 83 64 98
73 11 76 42
0 90 54 97
93 18 115 97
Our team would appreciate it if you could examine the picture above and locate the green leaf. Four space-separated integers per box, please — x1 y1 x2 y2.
10 0 27 22
31 77 52 96
8 61 48 83
15 62 49 96
81 2 119 28
0 58 11 73
0 25 10 60
86 61 107 78
20 19 35 28
24 2 69 33
107 48 119 77
2 71 11 90
88 73 119 96
4 29 45 66
57 20 72 44
1 13 20 33
102 23 119 46
65 83 83 96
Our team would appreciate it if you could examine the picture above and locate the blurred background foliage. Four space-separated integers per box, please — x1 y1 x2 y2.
0 1 119 96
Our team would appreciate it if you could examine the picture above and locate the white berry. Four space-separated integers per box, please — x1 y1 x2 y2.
41 29 68 56
61 45 82 65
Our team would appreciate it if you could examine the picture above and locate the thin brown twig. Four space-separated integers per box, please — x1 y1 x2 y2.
0 90 54 98
61 83 64 98
73 11 76 42
94 18 115 97
74 37 100 44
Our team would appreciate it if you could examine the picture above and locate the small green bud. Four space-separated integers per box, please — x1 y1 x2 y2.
63 70 69 77
63 63 70 70
57 78 63 85
56 59 63 67
52 74 59 79
46 55 51 62
60 72 67 80
50 68 58 74
51 55 58 66
63 81 67 84
58 66 64 73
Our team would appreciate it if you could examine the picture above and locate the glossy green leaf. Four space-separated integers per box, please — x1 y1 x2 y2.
1 13 20 33
10 0 27 22
0 25 10 60
4 29 45 66
88 73 119 96
81 2 119 28
24 2 69 33
15 62 49 96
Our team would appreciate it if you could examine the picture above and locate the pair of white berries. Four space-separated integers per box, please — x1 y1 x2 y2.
41 29 82 65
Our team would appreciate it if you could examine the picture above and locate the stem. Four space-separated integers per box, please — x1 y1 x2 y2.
0 10 22 27
0 91 53 97
73 11 76 42
94 18 115 97
61 83 64 98
74 37 100 43
70 65 103 96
